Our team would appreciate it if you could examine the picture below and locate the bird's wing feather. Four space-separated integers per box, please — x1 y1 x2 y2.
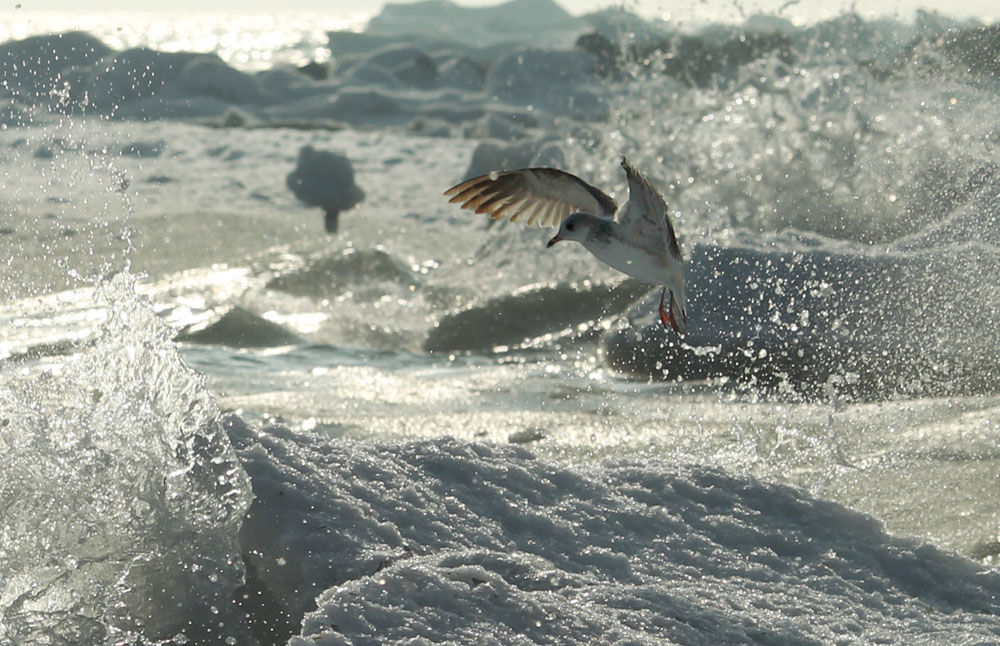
619 157 682 260
444 167 617 226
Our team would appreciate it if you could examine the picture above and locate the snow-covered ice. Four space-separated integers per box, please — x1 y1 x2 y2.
231 416 1000 646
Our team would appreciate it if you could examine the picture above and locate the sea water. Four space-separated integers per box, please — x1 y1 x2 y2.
2 3 1000 644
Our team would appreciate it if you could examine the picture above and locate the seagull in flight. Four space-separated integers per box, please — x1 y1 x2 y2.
444 157 687 332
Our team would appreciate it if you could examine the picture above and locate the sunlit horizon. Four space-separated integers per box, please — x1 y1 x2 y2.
0 0 996 23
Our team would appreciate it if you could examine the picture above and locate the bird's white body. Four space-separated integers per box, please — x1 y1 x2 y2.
445 158 687 332
565 202 673 279
592 231 670 284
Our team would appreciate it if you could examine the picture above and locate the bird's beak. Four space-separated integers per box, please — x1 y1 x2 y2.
546 235 561 248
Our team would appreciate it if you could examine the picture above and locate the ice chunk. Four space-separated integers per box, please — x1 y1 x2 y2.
365 0 584 48
366 44 438 89
462 138 561 179
79 48 207 113
255 67 322 102
436 56 485 91
0 31 111 103
604 241 1000 398
176 306 305 348
267 247 416 299
175 56 264 105
339 61 404 88
485 48 609 122
331 44 440 90
333 88 402 119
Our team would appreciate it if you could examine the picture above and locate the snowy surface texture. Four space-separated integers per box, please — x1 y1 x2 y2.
228 416 1000 646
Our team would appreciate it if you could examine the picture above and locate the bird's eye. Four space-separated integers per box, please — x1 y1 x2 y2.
566 221 575 231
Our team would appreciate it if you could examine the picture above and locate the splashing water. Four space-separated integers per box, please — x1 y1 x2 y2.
0 272 252 645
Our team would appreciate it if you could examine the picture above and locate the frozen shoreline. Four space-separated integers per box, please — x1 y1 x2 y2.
3 1 1000 644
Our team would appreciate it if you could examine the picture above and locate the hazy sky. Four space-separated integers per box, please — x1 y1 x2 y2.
3 0 996 21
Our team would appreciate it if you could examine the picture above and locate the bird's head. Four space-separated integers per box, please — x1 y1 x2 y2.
546 213 589 248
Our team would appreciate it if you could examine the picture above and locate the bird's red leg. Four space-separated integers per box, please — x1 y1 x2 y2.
658 287 679 333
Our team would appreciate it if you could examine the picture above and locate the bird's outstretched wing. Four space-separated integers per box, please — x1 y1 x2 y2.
619 157 682 260
444 167 617 227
